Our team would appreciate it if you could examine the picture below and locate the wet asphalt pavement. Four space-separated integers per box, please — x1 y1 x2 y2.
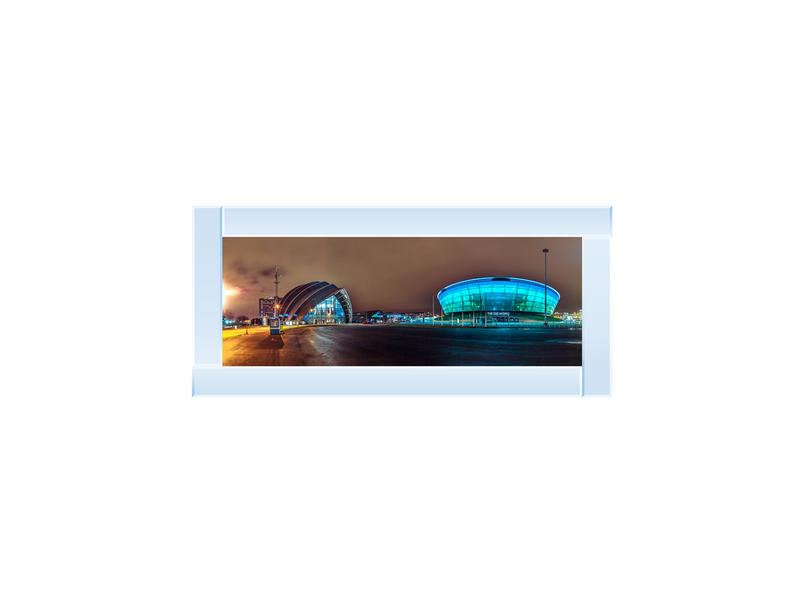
222 325 582 366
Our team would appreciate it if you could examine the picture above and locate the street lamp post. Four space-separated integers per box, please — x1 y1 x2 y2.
542 249 549 326
274 267 281 319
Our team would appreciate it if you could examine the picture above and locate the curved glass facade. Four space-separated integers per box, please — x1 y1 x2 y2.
302 295 346 324
437 277 559 318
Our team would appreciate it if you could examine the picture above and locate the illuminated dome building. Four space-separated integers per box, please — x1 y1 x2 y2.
278 281 353 325
436 277 560 325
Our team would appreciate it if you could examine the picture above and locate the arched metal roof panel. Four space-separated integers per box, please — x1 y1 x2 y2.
280 281 324 318
277 280 354 323
332 287 353 324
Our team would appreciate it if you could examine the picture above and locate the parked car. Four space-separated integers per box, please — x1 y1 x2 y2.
362 321 371 324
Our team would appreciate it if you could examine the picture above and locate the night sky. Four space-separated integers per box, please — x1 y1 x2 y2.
222 237 582 317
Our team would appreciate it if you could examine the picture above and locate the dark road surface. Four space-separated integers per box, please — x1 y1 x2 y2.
223 325 581 366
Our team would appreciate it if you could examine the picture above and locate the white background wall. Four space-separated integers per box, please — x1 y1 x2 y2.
2 2 801 601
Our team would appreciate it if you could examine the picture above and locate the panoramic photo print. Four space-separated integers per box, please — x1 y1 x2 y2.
222 237 582 366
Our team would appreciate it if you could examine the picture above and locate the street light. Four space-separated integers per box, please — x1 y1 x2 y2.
542 248 549 326
273 267 281 320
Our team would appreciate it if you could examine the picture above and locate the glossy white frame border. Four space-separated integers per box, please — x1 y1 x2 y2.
192 207 612 396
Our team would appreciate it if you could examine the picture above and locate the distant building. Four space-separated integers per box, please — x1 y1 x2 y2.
354 310 382 322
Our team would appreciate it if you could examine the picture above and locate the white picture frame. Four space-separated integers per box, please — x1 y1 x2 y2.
193 207 611 396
